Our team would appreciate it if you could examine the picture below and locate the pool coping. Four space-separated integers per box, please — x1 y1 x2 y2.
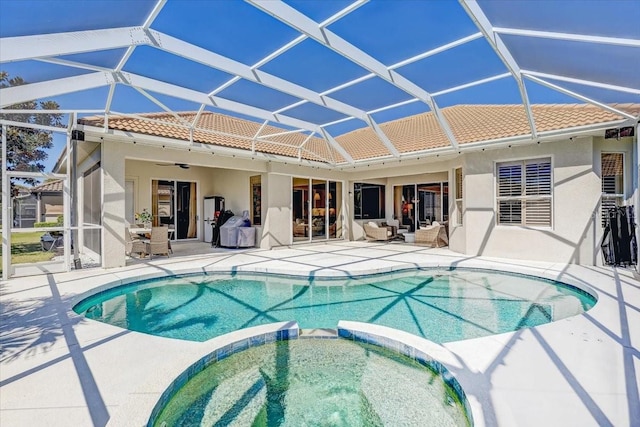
134 321 475 427
1 242 638 427
94 262 595 427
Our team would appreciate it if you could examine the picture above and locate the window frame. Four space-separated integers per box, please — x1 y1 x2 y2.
250 175 262 226
495 157 553 228
353 182 386 220
454 167 463 226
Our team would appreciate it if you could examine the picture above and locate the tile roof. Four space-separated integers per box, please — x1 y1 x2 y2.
79 112 336 163
79 104 639 164
31 179 63 193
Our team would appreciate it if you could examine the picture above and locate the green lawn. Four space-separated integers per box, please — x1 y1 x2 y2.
0 231 56 273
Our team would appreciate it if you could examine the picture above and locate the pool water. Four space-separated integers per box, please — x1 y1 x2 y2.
74 268 595 343
153 338 469 427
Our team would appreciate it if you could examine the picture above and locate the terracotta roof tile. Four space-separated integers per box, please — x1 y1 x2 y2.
31 179 63 193
79 112 331 162
335 126 391 161
79 104 639 164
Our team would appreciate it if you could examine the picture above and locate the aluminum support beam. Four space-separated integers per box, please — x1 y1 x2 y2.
62 126 71 271
115 0 167 72
1 27 149 63
365 116 400 157
114 72 322 131
320 128 354 164
119 73 354 162
523 74 638 120
247 0 460 150
148 30 367 120
522 70 640 96
0 72 114 107
460 0 538 140
1 125 9 279
493 27 640 48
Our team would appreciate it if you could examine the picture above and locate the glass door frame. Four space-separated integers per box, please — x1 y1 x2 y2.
292 177 343 243
394 181 449 231
151 178 199 241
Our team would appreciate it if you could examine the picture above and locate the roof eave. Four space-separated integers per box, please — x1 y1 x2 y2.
77 124 336 169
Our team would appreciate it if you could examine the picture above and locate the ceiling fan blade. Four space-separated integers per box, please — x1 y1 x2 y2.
154 163 190 169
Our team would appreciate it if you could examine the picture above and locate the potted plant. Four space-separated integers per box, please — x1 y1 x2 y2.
135 209 153 229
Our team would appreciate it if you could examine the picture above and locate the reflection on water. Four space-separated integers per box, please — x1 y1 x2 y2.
76 269 595 343
155 339 469 427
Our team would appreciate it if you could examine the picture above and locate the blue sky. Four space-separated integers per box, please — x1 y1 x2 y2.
1 0 639 173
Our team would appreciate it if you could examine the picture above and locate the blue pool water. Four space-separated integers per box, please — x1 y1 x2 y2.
153 339 470 427
74 268 595 343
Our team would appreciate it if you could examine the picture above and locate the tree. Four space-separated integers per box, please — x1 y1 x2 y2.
0 71 63 195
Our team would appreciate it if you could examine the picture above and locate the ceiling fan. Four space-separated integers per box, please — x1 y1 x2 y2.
155 162 190 169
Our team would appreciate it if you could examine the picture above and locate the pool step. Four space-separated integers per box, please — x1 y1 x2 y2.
299 328 338 339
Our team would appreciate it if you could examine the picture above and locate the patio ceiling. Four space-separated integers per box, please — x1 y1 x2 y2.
1 0 639 166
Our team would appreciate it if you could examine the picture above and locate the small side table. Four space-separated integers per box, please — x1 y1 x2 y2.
403 232 416 243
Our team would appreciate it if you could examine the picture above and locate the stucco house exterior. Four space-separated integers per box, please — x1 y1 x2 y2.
59 103 639 269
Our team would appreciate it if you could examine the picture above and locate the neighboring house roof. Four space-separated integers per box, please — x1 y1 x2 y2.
79 104 639 164
31 179 63 193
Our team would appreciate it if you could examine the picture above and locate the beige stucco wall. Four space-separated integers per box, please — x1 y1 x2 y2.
101 141 126 268
463 137 601 264
263 173 293 248
95 130 636 267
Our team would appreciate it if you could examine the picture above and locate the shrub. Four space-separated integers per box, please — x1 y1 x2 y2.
34 221 59 228
34 215 63 228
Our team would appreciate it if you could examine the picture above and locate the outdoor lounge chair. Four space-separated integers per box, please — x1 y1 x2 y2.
293 220 307 237
125 227 146 257
144 226 170 259
363 221 394 241
415 222 448 247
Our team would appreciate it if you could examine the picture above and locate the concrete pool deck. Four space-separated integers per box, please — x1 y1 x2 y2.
1 241 638 426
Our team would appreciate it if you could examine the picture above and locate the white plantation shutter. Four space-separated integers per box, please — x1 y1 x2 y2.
524 199 551 226
497 158 552 226
601 153 624 227
499 200 522 224
525 161 551 196
498 164 522 197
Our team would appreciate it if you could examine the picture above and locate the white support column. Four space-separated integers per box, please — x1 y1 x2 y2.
1 125 9 280
63 129 71 272
101 141 126 268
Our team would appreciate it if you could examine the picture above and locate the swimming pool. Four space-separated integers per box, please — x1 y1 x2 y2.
73 268 595 343
153 338 470 427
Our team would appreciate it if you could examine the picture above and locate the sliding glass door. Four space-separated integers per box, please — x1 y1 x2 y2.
292 177 342 242
152 180 197 240
394 182 448 231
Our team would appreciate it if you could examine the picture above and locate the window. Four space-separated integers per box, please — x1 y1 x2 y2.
354 183 385 219
250 175 261 225
601 153 624 227
455 167 463 226
496 158 552 227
